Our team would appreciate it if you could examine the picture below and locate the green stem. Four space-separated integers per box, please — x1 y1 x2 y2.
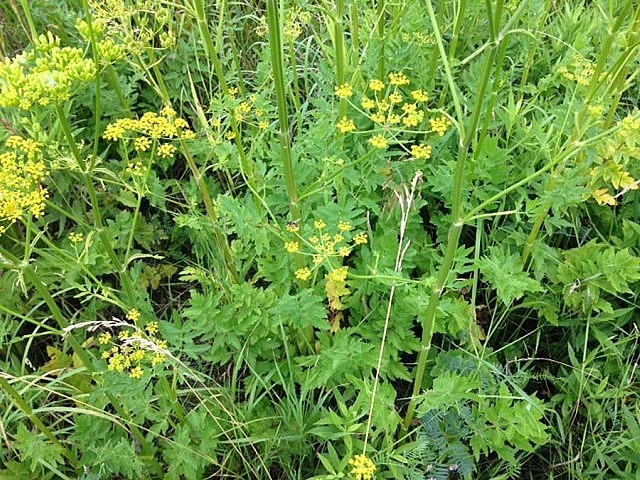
449 0 467 63
403 0 503 433
78 0 103 160
267 0 300 222
334 0 347 118
376 0 385 79
55 104 136 304
17 0 37 44
179 138 239 283
124 144 156 264
192 0 259 204
350 3 361 71
288 39 304 129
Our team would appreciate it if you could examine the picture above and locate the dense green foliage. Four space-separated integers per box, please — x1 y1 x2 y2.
1 0 639 478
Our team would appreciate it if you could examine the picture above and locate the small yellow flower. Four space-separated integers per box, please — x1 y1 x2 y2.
337 117 357 133
126 161 144 177
338 220 353 232
129 365 144 379
126 309 141 322
151 352 166 366
286 221 300 232
402 103 417 114
258 120 269 130
335 83 353 98
160 106 176 118
403 111 423 128
389 72 410 86
98 332 112 345
587 104 604 118
285 241 300 253
69 232 84 243
130 349 146 362
429 116 451 136
411 89 429 102
157 143 177 158
389 92 403 104
134 136 152 152
174 118 189 129
354 232 368 245
228 87 239 99
411 144 432 159
145 321 159 335
118 330 131 340
369 79 385 92
295 267 312 281
339 246 351 257
238 101 252 114
328 266 349 282
349 454 376 480
225 131 236 140
314 219 327 229
108 353 127 372
369 134 388 149
377 100 390 112
371 112 385 124
361 97 375 109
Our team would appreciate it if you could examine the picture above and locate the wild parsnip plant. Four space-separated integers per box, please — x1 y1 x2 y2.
1 1 640 479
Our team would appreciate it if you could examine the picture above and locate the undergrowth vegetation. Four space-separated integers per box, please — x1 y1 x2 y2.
1 0 639 478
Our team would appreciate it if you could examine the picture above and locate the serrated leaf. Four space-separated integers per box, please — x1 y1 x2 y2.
477 246 543 306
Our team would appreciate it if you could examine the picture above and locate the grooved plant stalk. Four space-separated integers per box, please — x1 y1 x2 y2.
267 0 300 222
403 0 504 432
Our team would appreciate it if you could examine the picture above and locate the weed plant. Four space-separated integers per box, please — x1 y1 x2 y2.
1 0 639 479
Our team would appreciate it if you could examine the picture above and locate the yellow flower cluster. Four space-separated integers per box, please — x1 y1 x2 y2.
104 108 194 141
337 117 357 133
558 54 596 87
336 72 438 154
325 265 350 311
0 136 49 234
0 32 96 109
588 113 640 206
285 218 368 281
411 144 432 159
210 91 273 141
126 308 142 322
335 83 354 98
401 31 435 46
360 72 429 131
103 108 194 161
349 454 376 480
69 232 84 243
429 116 451 136
76 19 126 64
100 313 168 379
85 0 177 54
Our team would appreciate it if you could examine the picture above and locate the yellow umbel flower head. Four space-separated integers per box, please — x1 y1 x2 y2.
349 454 376 480
0 136 49 229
